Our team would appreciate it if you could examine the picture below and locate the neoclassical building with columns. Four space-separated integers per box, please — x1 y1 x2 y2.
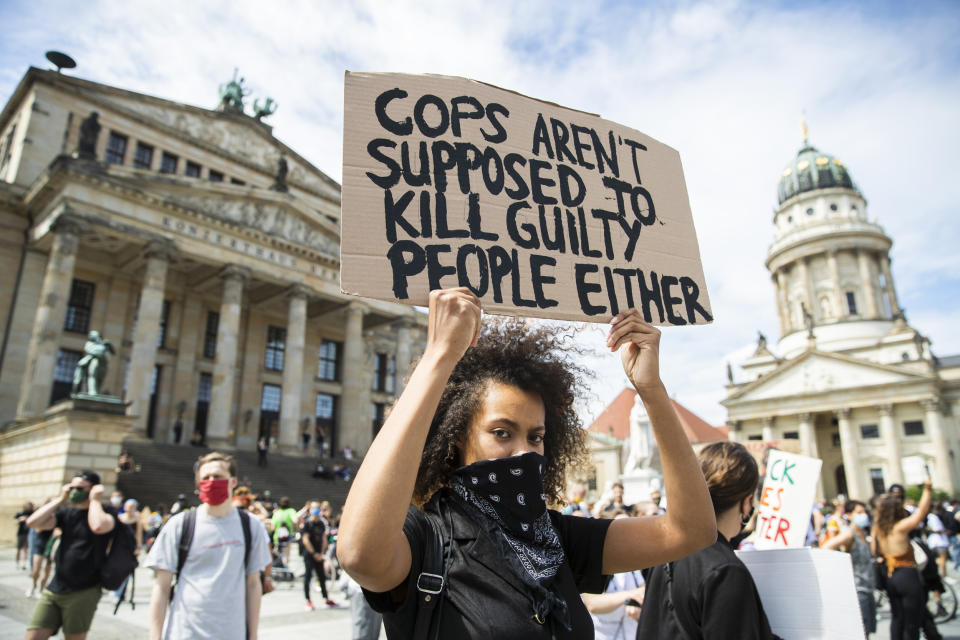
0 67 425 458
723 134 960 501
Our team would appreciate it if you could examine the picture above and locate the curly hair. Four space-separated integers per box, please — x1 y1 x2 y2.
875 493 907 537
413 317 590 507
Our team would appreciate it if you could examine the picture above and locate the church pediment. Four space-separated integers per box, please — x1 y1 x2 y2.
725 351 932 404
58 75 340 202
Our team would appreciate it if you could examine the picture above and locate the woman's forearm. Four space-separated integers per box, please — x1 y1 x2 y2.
641 384 716 549
338 348 458 579
581 590 635 614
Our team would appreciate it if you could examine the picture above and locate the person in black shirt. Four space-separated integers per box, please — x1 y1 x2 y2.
637 441 779 640
300 500 336 609
338 289 717 639
25 470 116 640
15 501 34 569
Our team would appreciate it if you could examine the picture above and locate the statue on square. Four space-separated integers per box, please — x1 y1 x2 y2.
624 395 657 474
72 331 116 396
619 394 663 506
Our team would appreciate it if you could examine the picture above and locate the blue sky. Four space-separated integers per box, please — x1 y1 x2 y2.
2 0 958 426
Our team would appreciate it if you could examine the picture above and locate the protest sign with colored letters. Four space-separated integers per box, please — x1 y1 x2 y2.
754 449 822 550
340 72 713 324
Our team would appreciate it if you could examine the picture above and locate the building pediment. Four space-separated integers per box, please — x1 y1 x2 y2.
724 350 933 404
155 183 340 261
28 69 341 203
41 162 341 262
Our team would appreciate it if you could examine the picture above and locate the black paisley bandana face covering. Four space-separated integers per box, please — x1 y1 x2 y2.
450 451 571 630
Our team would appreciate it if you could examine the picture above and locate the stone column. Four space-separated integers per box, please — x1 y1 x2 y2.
798 412 825 501
798 412 818 459
17 217 82 418
394 319 413 393
827 250 843 318
835 408 864 499
340 302 368 453
126 241 176 433
101 275 132 395
170 295 202 444
762 416 775 443
727 420 742 443
797 257 814 319
278 285 309 451
857 250 879 318
922 398 953 493
207 265 249 447
878 404 904 486
879 255 901 318
775 270 791 335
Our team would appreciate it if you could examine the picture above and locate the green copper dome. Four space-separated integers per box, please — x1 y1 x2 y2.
777 143 857 205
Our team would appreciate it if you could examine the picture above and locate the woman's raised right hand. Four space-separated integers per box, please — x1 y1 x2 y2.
425 287 482 363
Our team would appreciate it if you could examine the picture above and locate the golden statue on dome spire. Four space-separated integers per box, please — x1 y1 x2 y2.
801 110 809 145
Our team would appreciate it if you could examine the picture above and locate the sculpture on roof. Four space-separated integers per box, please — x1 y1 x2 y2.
757 331 767 351
218 69 250 113
801 302 815 339
271 156 289 192
76 111 100 160
253 96 277 121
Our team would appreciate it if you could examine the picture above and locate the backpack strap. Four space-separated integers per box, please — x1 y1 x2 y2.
238 508 252 574
237 508 253 640
412 503 451 640
171 509 197 601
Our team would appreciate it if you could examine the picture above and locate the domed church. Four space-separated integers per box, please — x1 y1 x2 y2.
723 128 960 501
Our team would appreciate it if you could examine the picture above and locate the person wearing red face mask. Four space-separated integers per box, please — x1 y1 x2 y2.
146 452 271 640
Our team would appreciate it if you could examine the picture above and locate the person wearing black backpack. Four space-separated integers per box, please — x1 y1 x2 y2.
636 442 781 640
337 290 716 639
146 452 271 640
24 470 116 640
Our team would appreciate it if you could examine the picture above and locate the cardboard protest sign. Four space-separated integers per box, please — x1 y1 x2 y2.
754 449 822 550
737 548 865 639
341 72 713 324
901 455 928 485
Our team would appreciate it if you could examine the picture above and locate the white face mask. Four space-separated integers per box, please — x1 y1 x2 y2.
853 513 870 529
110 497 123 507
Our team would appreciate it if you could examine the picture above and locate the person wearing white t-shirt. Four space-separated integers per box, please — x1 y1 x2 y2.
582 514 645 640
146 452 271 640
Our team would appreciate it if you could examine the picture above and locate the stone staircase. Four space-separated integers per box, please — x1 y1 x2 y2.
116 441 359 514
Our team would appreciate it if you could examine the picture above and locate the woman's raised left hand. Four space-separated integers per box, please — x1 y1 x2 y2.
607 309 663 395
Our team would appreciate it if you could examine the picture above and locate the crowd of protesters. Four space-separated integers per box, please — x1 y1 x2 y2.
10 458 960 639
9 289 960 640
11 453 380 640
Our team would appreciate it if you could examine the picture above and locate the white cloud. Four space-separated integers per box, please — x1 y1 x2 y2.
2 0 958 426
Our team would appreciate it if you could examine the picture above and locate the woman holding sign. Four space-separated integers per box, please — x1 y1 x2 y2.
874 477 932 640
636 441 781 640
337 287 716 639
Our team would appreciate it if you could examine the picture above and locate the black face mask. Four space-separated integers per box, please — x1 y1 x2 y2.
450 452 570 630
